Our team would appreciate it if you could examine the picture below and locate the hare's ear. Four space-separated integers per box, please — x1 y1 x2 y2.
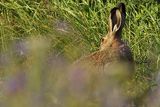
108 7 122 34
117 3 126 28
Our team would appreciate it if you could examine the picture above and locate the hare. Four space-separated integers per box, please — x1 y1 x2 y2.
75 3 134 73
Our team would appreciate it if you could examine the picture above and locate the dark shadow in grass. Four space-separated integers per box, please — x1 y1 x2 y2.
156 0 160 3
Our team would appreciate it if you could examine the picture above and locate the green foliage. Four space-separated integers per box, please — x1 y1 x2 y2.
0 0 160 106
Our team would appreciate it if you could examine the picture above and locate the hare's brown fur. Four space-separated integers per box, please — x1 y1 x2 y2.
76 3 134 71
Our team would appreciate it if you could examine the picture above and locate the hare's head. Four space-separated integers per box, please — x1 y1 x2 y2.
100 3 126 51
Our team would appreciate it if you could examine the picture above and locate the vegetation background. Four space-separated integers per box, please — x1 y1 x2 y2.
0 0 160 107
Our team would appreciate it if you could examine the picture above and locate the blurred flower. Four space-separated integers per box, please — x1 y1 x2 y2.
0 53 9 67
4 71 27 96
144 71 160 107
54 20 70 33
13 40 28 57
68 67 87 93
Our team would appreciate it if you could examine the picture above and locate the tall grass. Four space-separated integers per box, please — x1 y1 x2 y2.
0 0 160 107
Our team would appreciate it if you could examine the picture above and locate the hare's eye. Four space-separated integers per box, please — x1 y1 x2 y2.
101 37 105 43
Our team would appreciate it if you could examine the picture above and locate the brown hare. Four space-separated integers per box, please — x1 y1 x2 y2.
75 3 134 73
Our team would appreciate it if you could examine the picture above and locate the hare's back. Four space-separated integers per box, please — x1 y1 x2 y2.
119 44 134 63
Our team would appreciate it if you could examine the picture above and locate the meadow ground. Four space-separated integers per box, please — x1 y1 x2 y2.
0 0 160 107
